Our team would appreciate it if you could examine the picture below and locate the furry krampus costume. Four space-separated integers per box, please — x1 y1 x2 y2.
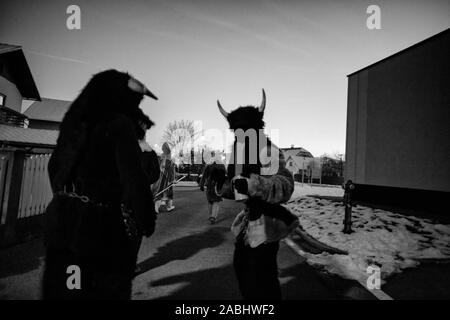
214 90 299 300
43 69 158 299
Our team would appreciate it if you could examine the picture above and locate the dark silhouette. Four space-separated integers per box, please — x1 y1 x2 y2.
43 70 158 299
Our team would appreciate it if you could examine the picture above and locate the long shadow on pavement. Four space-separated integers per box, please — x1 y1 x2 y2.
0 238 45 278
147 249 346 300
147 262 345 300
136 227 228 276
279 264 338 300
150 264 240 300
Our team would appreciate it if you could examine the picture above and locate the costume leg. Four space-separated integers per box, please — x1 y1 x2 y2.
133 236 143 269
43 249 82 300
166 188 175 211
256 242 281 300
233 241 259 300
155 200 161 213
233 241 281 300
208 202 213 217
211 202 220 219
167 199 175 212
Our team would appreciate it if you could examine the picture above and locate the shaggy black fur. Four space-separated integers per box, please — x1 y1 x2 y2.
224 105 268 179
44 69 157 300
49 69 149 192
225 106 265 131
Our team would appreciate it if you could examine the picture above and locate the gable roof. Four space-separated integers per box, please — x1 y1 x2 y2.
281 146 314 158
24 98 71 122
0 124 58 148
0 43 41 101
285 155 301 169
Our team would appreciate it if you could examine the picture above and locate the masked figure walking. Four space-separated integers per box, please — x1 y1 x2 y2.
43 70 158 300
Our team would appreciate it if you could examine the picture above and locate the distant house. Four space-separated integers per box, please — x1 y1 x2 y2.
0 43 62 246
345 29 449 212
24 98 70 130
280 146 319 181
0 43 40 128
0 43 59 151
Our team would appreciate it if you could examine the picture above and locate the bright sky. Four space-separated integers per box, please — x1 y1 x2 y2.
1 0 448 156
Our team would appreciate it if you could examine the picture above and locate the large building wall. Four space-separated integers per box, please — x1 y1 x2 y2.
0 76 22 112
346 31 450 193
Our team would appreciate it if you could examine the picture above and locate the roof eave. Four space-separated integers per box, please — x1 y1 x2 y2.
347 28 450 77
0 140 55 149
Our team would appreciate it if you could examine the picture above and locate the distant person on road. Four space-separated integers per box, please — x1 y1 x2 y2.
152 142 176 213
199 151 226 224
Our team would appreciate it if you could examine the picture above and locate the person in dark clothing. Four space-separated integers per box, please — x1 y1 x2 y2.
135 108 161 185
199 152 226 224
43 70 158 300
132 110 161 273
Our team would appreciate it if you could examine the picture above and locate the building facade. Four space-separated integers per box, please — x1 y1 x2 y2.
345 29 450 211
0 43 62 246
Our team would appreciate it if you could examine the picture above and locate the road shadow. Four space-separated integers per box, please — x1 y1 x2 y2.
279 264 339 300
147 254 345 300
0 238 45 278
150 264 240 300
136 227 228 276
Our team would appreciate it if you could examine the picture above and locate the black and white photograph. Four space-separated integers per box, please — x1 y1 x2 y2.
0 0 449 311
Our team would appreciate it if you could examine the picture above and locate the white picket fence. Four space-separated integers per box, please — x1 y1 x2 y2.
17 154 53 219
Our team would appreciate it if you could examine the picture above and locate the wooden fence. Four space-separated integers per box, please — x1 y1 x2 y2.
0 151 54 246
17 154 52 219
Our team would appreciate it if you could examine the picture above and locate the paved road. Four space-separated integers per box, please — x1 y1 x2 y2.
132 186 375 300
5 185 446 300
0 185 363 300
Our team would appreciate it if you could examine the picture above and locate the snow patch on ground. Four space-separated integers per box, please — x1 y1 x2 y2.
285 192 450 283
290 183 344 199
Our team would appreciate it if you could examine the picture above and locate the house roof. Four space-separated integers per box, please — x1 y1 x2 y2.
0 124 58 148
285 155 302 169
0 43 41 101
281 146 314 158
285 153 315 169
347 28 450 77
24 98 71 122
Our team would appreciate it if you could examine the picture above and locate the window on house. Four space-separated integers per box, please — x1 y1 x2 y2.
0 93 5 107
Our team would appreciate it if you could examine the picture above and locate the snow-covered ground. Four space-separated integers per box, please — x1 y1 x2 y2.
290 182 344 199
285 185 450 284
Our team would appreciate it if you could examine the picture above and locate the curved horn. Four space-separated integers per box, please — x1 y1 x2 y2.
217 100 229 118
259 89 266 113
128 77 158 100
143 87 158 100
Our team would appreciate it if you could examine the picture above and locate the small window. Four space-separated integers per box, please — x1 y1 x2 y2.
0 93 5 106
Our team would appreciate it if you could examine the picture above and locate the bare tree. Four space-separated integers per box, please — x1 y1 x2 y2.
161 120 202 164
